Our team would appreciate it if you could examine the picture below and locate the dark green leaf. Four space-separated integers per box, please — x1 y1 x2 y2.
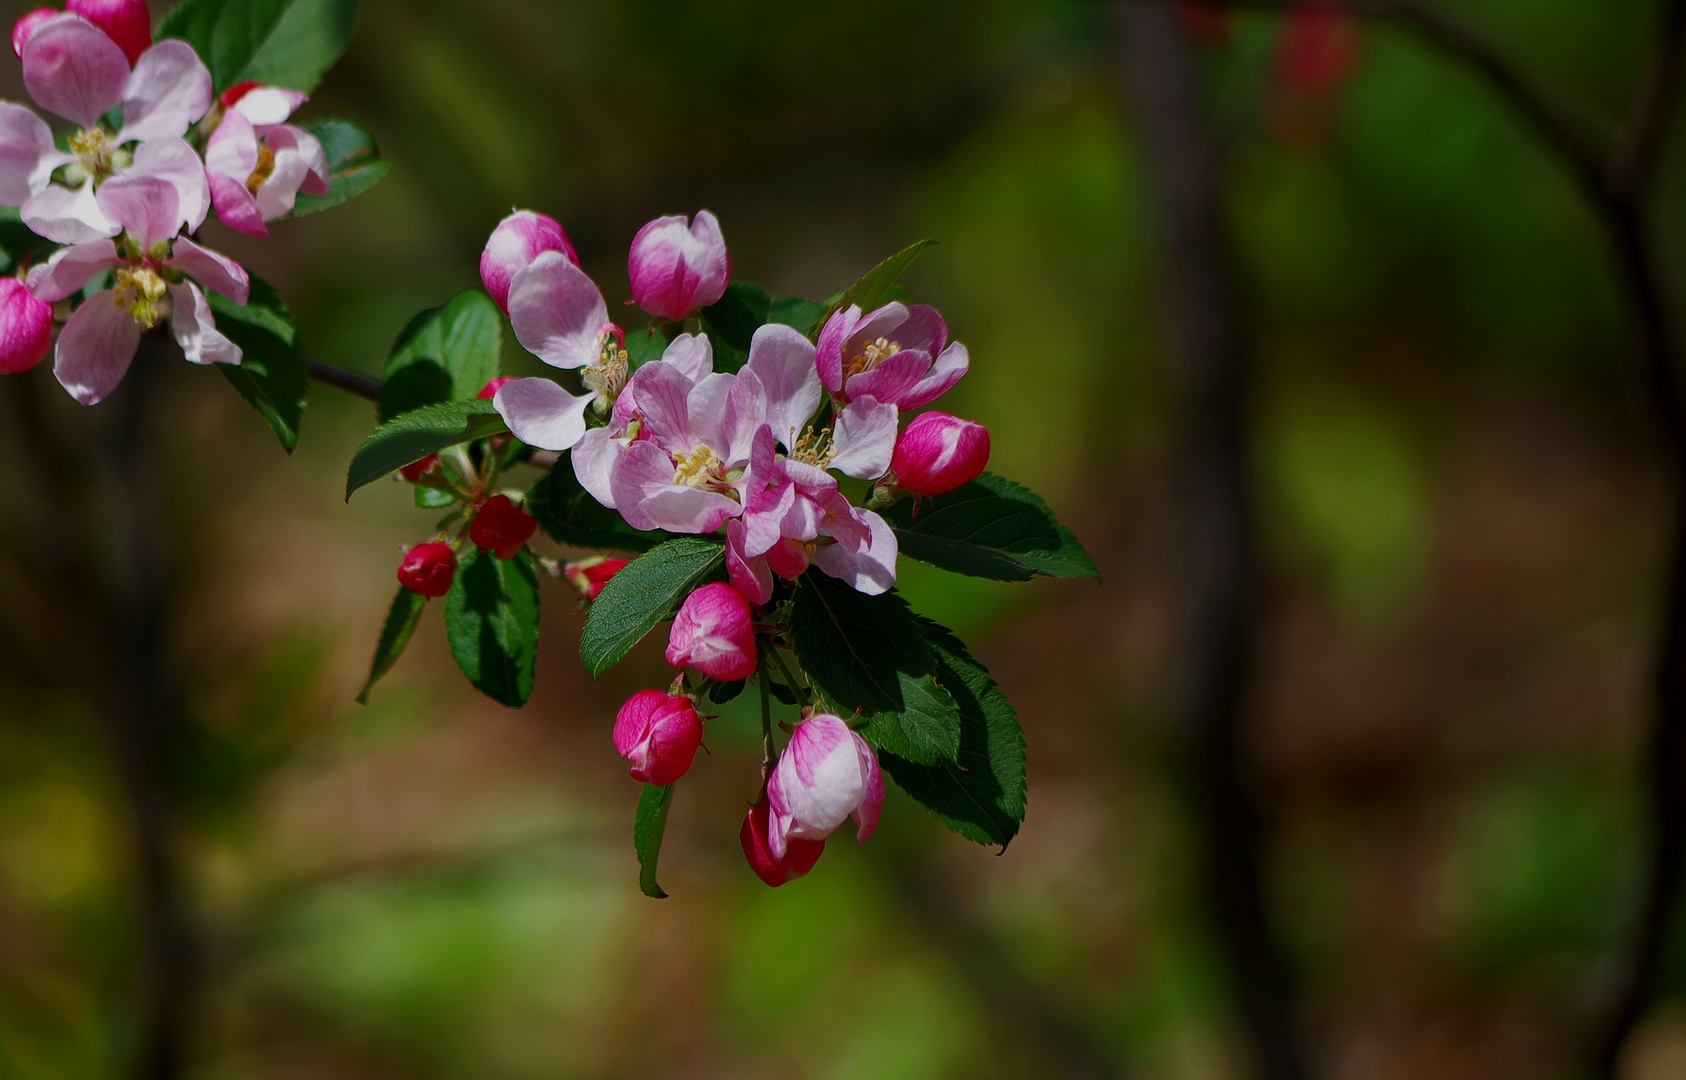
708 678 746 704
634 782 675 899
701 282 828 370
624 323 670 369
790 572 961 765
211 275 309 451
345 400 507 500
444 547 539 708
355 586 427 704
768 294 829 332
160 0 357 93
289 118 389 216
879 619 1027 848
378 290 503 421
524 457 663 553
881 472 1100 581
807 239 938 337
579 538 723 677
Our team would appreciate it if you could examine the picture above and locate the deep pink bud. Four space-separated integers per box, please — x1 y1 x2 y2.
613 689 704 786
11 8 57 58
476 376 512 399
627 210 730 321
481 210 579 315
0 279 53 374
888 412 990 496
741 795 825 887
665 582 757 681
565 556 629 601
65 0 151 65
765 714 883 860
399 453 439 482
469 494 536 560
397 541 457 597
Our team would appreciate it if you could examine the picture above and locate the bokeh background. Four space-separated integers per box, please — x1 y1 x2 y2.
3 0 1686 1077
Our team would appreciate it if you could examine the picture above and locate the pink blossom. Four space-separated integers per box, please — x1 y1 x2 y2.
203 83 327 236
666 582 757 681
27 174 248 404
816 302 969 411
628 210 729 321
480 209 578 315
0 277 51 373
725 457 898 603
888 411 989 496
766 713 883 860
64 0 151 65
613 689 704 786
741 795 824 887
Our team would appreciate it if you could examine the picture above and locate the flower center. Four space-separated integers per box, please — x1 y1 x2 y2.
583 333 629 406
113 267 168 329
245 143 276 195
845 336 900 381
789 426 834 468
672 444 729 491
69 127 114 181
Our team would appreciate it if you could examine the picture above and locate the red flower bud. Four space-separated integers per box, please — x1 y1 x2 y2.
564 556 628 601
666 582 757 681
0 279 53 374
480 210 579 316
469 494 537 560
740 796 824 887
613 689 704 785
11 8 56 58
399 453 439 482
477 376 513 400
397 541 456 597
65 0 151 65
888 412 990 496
219 80 262 109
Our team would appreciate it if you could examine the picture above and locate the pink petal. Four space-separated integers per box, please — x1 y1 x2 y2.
849 730 884 842
96 175 179 249
27 237 119 301
843 348 927 410
11 9 58 59
571 426 623 509
165 236 249 303
660 331 713 382
204 107 259 184
480 209 577 315
22 14 127 130
507 251 609 369
725 518 773 605
492 377 593 452
814 304 859 393
64 0 151 66
639 485 740 534
118 40 213 144
812 509 897 595
22 178 116 244
899 340 970 411
54 289 139 404
893 304 948 357
230 86 308 125
0 101 71 204
622 359 696 454
743 322 821 451
0 278 53 373
129 137 209 232
610 439 678 533
208 170 266 236
265 124 329 195
168 280 240 365
829 396 898 480
251 145 311 220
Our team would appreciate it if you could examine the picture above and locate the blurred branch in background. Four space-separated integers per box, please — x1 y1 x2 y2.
1116 8 1315 1080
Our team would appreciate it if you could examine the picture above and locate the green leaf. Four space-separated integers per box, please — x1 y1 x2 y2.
579 538 724 678
289 119 390 217
524 457 663 553
807 239 938 337
444 547 540 708
624 323 672 369
879 619 1027 848
701 282 830 370
356 586 427 704
378 289 503 421
160 0 358 93
790 572 961 765
633 782 675 899
708 678 746 704
880 472 1100 581
211 275 309 451
345 400 507 500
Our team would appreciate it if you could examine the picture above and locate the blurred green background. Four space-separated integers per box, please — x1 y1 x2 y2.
4 0 1686 1077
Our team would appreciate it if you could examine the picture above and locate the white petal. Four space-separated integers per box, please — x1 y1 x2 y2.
54 290 139 404
830 396 897 480
117 40 213 144
22 179 117 244
492 377 593 452
168 281 240 365
507 250 609 369
744 322 821 451
27 238 119 301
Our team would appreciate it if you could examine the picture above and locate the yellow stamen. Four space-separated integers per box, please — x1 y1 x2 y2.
112 267 168 329
68 128 114 180
582 335 629 402
245 143 276 195
789 426 834 468
845 336 901 381
672 444 726 489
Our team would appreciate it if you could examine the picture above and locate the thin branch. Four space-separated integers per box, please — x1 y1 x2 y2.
306 358 380 402
1612 0 1686 196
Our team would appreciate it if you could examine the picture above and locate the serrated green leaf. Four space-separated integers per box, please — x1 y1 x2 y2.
878 618 1027 847
579 538 723 677
211 275 309 451
379 289 503 421
807 240 938 338
524 457 662 553
356 586 427 704
708 678 746 704
881 472 1100 581
160 0 357 93
634 782 675 899
289 118 389 217
345 400 507 500
790 572 961 765
444 547 539 708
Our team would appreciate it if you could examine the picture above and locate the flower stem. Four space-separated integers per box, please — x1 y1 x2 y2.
757 643 776 781
766 641 811 706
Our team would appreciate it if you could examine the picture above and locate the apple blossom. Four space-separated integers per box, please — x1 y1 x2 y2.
887 411 990 496
627 210 729 321
666 582 758 681
64 0 151 65
468 494 536 560
564 556 628 601
0 278 52 373
204 81 329 237
816 301 968 411
480 209 578 315
613 689 704 786
741 796 825 887
766 713 883 860
397 541 456 597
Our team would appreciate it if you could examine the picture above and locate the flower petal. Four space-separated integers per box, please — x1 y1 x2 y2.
725 518 773 605
117 39 213 144
508 250 609 369
843 348 928 410
252 144 311 220
208 170 265 236
165 236 249 303
230 86 307 125
744 322 821 451
623 359 696 454
900 340 970 411
492 377 593 452
129 137 209 232
639 485 740 535
0 101 70 204
264 123 329 194
813 509 897 595
26 238 119 301
22 178 116 244
829 395 897 480
95 174 179 249
660 331 713 382
610 439 677 533
54 289 138 404
168 280 241 365
572 426 623 508
22 14 127 130
849 730 884 842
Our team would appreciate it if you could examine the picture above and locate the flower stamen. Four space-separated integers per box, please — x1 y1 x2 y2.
68 127 114 182
245 143 276 195
845 336 900 381
672 444 727 491
113 267 168 329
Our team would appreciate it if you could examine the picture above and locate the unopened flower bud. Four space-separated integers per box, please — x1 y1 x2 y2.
740 795 825 887
766 714 883 859
11 8 56 57
397 541 456 597
399 453 438 482
627 210 729 321
468 494 536 560
665 582 757 681
481 210 578 316
613 689 704 785
0 279 53 374
888 412 989 496
65 0 152 65
476 376 512 399
565 556 628 601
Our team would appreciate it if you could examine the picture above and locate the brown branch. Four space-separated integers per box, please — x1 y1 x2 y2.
306 357 381 402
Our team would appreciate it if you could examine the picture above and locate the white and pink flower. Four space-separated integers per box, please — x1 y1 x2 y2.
204 81 328 236
888 411 990 496
480 208 577 315
627 210 729 321
666 581 758 681
766 713 883 860
816 301 968 410
613 689 705 786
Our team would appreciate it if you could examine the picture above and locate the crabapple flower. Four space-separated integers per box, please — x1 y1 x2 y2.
397 541 456 597
741 795 825 887
887 412 990 496
64 0 151 65
613 689 704 786
725 457 899 603
816 302 968 411
480 209 578 315
666 582 757 681
766 713 883 860
204 81 328 236
11 9 56 57
564 556 627 601
27 174 248 404
628 210 729 321
468 495 536 560
0 278 52 373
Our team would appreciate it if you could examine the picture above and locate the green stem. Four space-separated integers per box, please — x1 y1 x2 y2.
767 642 812 706
757 644 776 781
